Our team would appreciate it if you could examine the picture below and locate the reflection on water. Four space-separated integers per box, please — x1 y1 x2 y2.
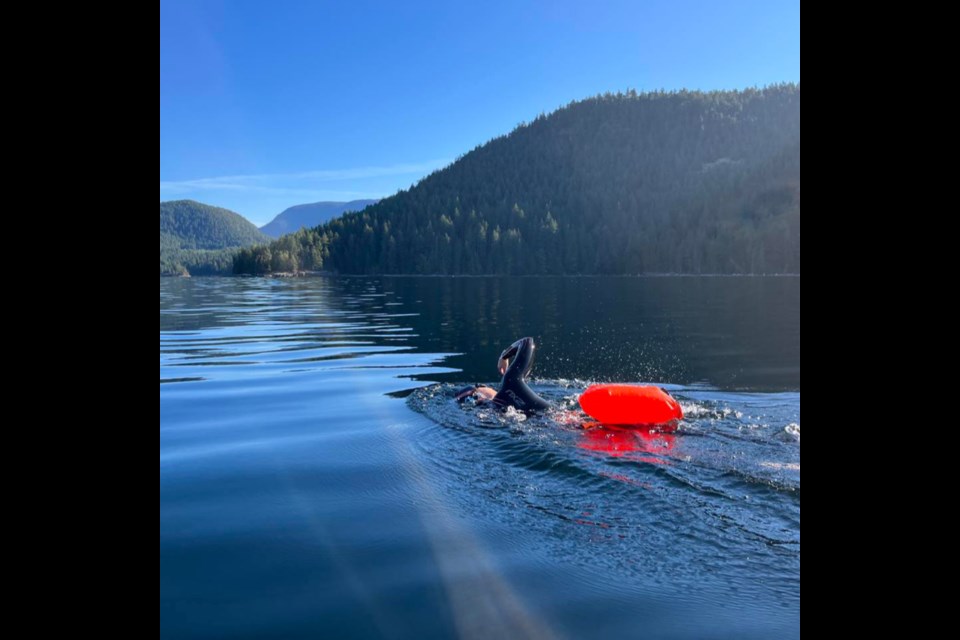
578 424 677 462
160 276 800 640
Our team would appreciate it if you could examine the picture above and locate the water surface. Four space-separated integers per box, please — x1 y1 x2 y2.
160 276 800 639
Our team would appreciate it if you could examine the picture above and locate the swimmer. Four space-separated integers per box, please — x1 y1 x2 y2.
455 337 552 414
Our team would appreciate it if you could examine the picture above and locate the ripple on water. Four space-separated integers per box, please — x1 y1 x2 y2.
407 381 800 593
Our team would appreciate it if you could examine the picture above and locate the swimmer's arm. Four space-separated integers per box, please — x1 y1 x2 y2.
498 337 535 380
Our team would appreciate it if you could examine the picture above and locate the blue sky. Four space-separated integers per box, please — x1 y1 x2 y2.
160 0 800 225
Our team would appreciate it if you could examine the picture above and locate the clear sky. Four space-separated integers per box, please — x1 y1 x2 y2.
160 0 800 225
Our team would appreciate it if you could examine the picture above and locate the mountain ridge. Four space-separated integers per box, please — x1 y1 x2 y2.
260 200 379 237
233 86 801 275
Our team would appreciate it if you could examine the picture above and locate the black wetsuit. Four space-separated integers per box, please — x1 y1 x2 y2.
492 337 552 414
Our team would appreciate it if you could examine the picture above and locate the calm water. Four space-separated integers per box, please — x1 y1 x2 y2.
160 276 800 639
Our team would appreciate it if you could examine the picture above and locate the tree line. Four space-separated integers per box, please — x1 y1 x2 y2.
234 86 801 276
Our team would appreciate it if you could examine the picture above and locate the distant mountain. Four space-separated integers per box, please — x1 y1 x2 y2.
259 200 379 237
160 200 268 275
236 86 800 276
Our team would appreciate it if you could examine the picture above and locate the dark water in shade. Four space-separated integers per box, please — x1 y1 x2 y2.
160 276 800 639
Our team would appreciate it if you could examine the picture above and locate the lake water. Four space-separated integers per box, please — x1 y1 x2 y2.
160 276 800 639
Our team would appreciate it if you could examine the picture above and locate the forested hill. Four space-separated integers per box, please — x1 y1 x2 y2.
235 86 800 275
161 200 268 275
260 200 379 237
161 200 267 249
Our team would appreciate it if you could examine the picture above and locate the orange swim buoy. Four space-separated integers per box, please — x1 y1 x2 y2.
578 384 683 426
